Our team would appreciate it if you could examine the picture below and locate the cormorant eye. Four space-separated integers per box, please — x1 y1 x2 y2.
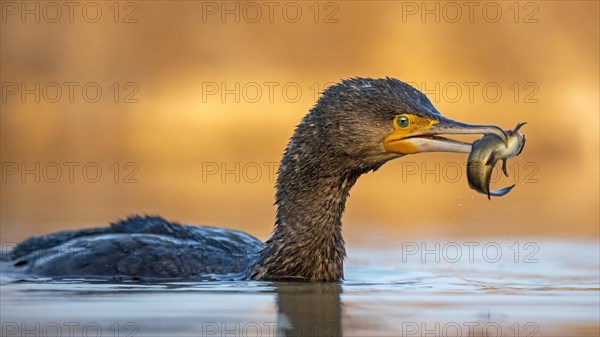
396 115 410 128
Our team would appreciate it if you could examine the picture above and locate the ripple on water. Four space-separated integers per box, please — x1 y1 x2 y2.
1 240 598 337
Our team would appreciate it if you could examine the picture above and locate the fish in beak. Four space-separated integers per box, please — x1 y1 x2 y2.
467 122 527 199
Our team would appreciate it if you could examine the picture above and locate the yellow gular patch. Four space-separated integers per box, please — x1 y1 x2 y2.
390 114 437 139
382 114 438 154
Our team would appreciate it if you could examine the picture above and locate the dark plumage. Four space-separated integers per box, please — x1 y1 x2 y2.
2 78 497 282
6 216 262 280
248 78 431 281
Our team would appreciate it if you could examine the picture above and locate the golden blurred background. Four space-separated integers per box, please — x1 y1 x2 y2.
1 1 598 244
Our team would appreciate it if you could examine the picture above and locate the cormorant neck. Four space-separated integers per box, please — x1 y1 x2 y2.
250 115 373 282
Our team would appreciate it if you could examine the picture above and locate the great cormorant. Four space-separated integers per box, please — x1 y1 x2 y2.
1 78 507 282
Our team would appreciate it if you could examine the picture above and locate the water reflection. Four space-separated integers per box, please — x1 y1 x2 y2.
274 282 342 337
1 241 598 337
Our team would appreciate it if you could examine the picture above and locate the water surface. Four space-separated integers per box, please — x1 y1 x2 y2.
2 239 598 337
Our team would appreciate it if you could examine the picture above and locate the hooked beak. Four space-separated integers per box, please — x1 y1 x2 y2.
384 116 508 155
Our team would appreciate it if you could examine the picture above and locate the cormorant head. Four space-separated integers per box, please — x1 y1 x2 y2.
313 77 507 166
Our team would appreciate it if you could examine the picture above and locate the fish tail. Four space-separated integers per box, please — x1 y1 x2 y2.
489 184 516 197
